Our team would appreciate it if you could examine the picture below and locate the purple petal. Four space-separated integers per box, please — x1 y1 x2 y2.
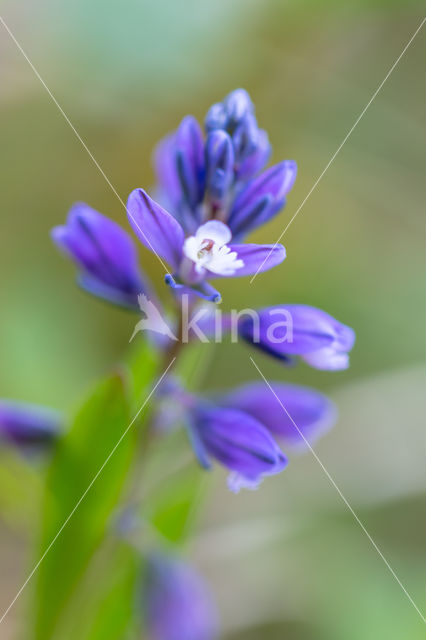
154 117 205 215
52 203 146 309
153 132 182 212
221 382 336 449
231 113 258 161
228 161 297 237
239 305 355 369
188 404 287 488
236 129 271 180
205 130 234 205
0 400 62 449
302 348 350 371
175 116 205 208
127 189 185 270
206 89 254 133
77 273 140 310
165 275 221 303
145 554 218 640
224 88 254 123
217 243 286 277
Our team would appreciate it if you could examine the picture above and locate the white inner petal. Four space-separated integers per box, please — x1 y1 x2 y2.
182 221 244 276
194 220 232 246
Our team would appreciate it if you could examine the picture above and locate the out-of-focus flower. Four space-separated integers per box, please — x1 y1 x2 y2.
127 189 285 302
154 115 206 234
205 88 271 180
239 304 356 370
153 89 295 242
186 402 288 492
220 382 337 449
0 400 62 450
52 203 148 310
143 553 218 640
227 161 297 239
155 375 336 491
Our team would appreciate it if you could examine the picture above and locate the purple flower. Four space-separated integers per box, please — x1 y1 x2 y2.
52 203 148 310
186 402 288 492
127 189 286 302
205 88 271 181
236 128 271 181
144 553 218 640
154 115 205 233
0 400 62 450
156 373 336 491
239 304 355 370
153 89 295 242
220 382 337 449
204 130 234 207
227 160 297 239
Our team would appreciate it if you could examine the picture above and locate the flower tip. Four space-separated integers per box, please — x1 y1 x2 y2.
164 273 176 287
50 225 66 246
227 472 260 494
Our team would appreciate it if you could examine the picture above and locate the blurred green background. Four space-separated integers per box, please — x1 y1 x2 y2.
0 0 425 638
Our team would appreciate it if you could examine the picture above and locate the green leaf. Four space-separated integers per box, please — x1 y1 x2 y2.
140 342 212 545
51 540 140 640
127 338 159 410
175 341 215 392
81 544 140 640
146 460 207 544
32 372 136 639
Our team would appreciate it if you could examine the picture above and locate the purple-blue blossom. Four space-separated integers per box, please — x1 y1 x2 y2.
205 88 271 180
48 89 355 497
227 160 297 239
186 401 288 492
127 189 286 302
52 203 148 310
143 553 218 640
152 89 295 243
154 115 206 233
221 382 337 449
205 130 234 208
239 304 356 370
0 400 62 450
156 377 336 492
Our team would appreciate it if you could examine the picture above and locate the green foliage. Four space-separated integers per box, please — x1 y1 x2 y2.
80 544 139 640
175 340 215 392
127 339 160 410
31 358 156 639
146 462 207 545
53 540 140 640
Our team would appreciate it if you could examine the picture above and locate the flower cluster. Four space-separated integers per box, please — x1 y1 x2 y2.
48 88 356 491
0 89 356 640
51 88 296 305
127 89 296 302
0 89 353 494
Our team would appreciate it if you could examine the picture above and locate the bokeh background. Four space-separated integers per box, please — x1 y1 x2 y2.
1 0 425 638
